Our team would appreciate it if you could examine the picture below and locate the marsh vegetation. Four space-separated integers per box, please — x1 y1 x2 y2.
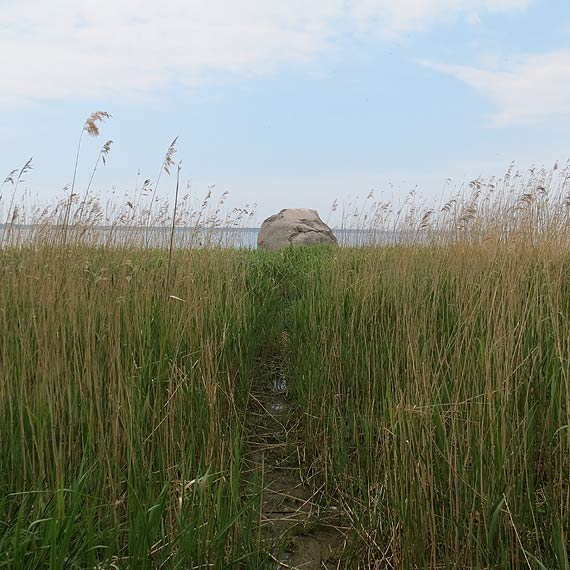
1 115 569 568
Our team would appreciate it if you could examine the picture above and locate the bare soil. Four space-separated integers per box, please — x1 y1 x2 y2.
244 337 350 569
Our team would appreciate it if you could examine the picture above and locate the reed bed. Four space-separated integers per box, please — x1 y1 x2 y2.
284 243 570 568
1 114 569 567
0 246 272 568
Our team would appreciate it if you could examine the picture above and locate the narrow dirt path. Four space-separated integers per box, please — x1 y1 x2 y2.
243 332 348 569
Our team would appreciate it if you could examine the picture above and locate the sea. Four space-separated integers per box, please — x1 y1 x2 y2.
1 225 404 249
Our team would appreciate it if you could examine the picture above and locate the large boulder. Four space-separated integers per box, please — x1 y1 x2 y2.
257 208 338 251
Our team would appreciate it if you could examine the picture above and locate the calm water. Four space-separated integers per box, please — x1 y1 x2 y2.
2 225 403 248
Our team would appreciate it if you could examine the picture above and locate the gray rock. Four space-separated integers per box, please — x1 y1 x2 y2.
257 208 338 251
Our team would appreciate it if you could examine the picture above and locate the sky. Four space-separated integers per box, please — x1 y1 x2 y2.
1 0 570 222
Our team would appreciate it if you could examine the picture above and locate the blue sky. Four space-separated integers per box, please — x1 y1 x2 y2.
1 0 570 222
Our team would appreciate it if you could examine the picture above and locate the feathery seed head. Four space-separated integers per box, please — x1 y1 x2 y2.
163 137 178 175
84 111 112 137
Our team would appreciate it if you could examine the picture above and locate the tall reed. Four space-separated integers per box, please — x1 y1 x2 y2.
283 245 570 567
2 126 569 568
0 246 270 568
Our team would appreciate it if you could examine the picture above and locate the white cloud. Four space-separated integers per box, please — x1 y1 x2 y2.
349 0 529 33
0 0 531 106
427 51 570 125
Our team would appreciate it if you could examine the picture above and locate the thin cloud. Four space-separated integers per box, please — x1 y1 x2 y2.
427 51 570 125
350 0 530 33
0 0 531 106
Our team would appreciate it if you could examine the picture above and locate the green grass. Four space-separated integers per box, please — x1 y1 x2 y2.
3 111 569 568
1 242 569 568
0 246 271 568
283 245 570 568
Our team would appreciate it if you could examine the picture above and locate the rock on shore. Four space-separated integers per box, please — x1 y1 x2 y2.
257 208 338 251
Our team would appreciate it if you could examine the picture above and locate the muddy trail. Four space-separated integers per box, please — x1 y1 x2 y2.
243 331 349 569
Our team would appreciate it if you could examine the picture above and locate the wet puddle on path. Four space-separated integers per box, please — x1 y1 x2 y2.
244 349 347 570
